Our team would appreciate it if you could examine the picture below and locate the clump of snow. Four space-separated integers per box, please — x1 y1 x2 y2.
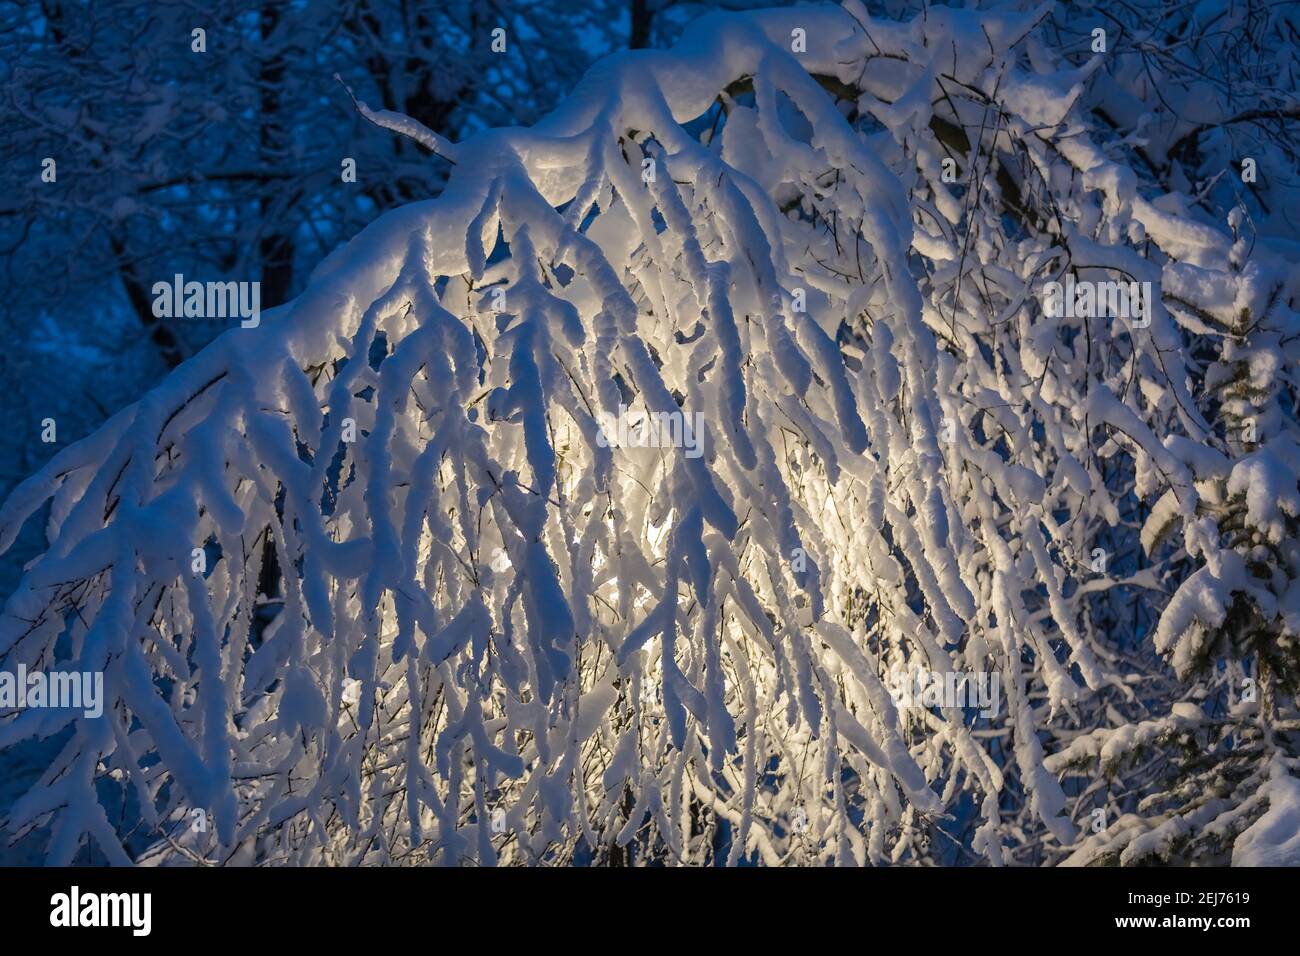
1232 762 1300 867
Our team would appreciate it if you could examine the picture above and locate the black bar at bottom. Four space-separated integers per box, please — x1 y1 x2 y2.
0 864 1280 943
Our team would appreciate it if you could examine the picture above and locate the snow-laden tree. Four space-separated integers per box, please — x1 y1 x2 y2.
1 0 1297 866
1018 0 1300 866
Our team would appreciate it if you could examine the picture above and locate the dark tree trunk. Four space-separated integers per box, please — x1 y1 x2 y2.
110 234 184 369
630 0 653 50
259 6 294 308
